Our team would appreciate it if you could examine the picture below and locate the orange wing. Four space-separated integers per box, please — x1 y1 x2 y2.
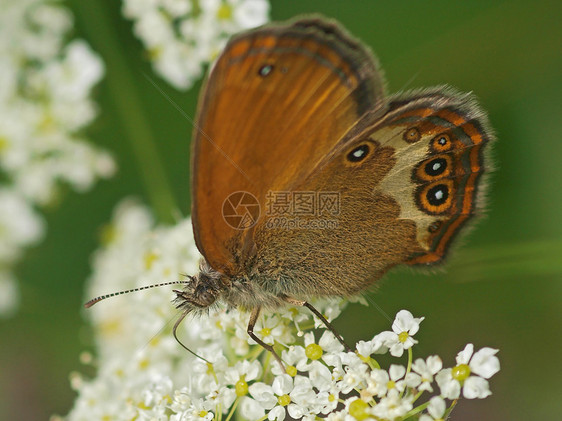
191 17 385 275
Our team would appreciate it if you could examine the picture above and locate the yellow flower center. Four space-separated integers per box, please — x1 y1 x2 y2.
199 410 208 417
143 251 158 270
398 331 410 343
0 137 8 152
286 365 297 377
278 394 291 406
100 224 117 245
235 375 248 396
305 343 323 360
387 380 396 390
260 327 271 337
349 398 370 420
216 3 232 20
452 363 471 382
137 401 149 410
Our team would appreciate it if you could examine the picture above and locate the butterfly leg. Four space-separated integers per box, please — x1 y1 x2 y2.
247 306 286 371
283 297 352 352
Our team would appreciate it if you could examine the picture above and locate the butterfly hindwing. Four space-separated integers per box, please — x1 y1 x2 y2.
371 87 493 265
248 87 493 299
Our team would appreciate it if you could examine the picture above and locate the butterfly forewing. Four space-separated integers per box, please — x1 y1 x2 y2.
191 18 385 274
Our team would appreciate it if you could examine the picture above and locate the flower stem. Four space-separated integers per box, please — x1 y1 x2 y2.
400 347 414 399
444 399 458 418
406 347 413 376
402 400 429 419
224 398 240 421
70 1 178 223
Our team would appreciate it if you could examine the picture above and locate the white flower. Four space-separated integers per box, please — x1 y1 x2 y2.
224 359 262 400
436 343 500 399
191 351 229 394
339 352 369 394
45 40 105 103
271 345 308 376
0 0 113 205
122 0 270 89
240 394 266 420
405 355 442 392
366 364 407 398
170 386 192 413
181 398 215 420
250 374 316 420
205 384 236 412
356 335 388 361
251 314 289 346
0 188 44 262
420 396 447 421
302 330 344 369
68 199 501 420
310 363 340 414
0 0 114 315
376 309 424 357
371 388 414 420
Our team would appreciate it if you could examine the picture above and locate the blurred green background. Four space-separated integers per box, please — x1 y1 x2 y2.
1 0 561 419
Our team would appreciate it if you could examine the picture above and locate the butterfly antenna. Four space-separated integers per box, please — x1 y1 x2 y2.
363 293 392 322
173 309 210 364
84 280 191 308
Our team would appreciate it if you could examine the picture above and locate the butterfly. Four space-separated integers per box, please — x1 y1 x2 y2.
87 16 493 367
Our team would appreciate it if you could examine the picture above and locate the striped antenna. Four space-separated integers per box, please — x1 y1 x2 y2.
84 280 190 308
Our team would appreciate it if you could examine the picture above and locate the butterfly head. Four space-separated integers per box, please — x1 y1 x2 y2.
173 259 226 311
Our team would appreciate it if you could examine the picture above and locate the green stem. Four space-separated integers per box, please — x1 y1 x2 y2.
400 347 413 399
444 399 458 418
224 398 240 421
368 357 381 370
71 1 178 223
411 389 424 404
402 400 429 419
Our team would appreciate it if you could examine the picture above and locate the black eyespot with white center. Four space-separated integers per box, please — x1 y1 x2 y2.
347 144 370 163
404 127 421 143
427 184 449 206
424 157 447 177
258 64 274 77
431 133 453 152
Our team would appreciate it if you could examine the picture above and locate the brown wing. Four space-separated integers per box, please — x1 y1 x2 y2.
368 87 494 265
191 17 385 275
249 87 493 299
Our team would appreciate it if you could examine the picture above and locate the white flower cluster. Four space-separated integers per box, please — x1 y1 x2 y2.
65 200 500 420
0 0 115 316
122 0 270 89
